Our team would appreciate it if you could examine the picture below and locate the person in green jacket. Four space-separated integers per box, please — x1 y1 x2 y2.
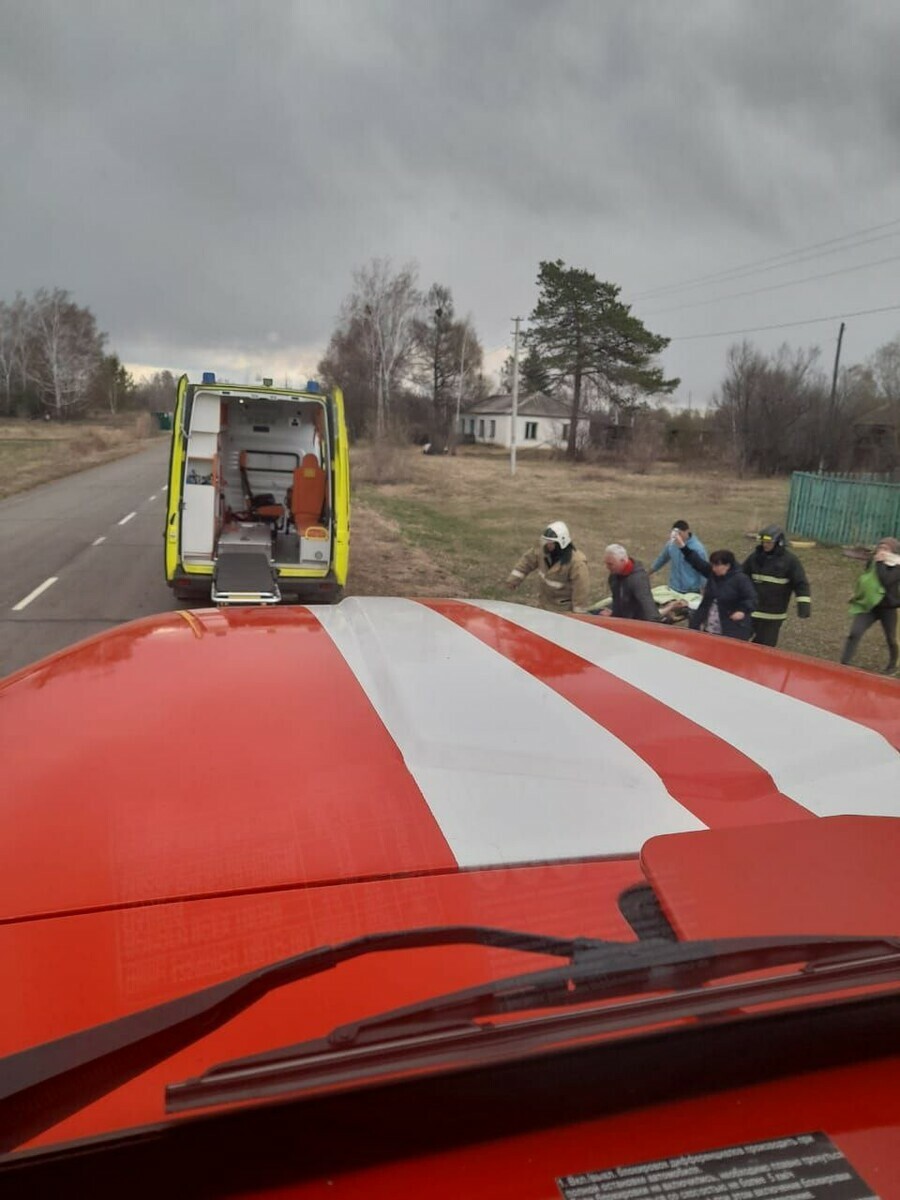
840 537 900 674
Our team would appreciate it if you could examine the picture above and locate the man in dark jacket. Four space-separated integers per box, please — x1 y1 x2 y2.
741 524 811 647
601 544 660 622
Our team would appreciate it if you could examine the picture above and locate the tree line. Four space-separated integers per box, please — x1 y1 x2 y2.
321 256 900 475
709 337 900 476
7 274 897 476
319 257 677 457
0 289 175 419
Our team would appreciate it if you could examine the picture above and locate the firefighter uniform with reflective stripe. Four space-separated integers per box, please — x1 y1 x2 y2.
741 541 811 647
508 544 590 613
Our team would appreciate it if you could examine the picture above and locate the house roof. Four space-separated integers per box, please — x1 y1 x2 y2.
854 404 898 428
463 392 571 418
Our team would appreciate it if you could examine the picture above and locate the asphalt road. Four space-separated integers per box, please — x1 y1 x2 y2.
0 441 178 678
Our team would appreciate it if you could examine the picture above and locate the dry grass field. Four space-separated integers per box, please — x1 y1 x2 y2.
349 442 898 677
0 414 163 499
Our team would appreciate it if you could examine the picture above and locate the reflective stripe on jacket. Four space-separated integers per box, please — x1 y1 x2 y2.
509 545 590 613
740 547 811 621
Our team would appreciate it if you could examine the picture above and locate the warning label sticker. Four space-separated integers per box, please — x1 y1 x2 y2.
557 1132 878 1200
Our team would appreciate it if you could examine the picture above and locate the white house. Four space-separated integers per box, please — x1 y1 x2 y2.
459 393 585 450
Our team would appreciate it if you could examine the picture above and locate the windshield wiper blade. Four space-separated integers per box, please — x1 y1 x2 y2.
4 927 898 1153
167 933 900 1112
0 924 604 1154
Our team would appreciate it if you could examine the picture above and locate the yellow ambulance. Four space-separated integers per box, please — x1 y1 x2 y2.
164 373 350 604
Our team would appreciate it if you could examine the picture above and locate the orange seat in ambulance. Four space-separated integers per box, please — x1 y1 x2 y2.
289 454 327 535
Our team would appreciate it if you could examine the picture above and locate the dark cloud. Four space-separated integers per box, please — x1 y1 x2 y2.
2 0 900 399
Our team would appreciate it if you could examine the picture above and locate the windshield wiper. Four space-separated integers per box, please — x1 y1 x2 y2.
3 927 899 1153
166 933 900 1113
0 924 605 1153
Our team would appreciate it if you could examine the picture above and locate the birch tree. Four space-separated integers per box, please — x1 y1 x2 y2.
347 259 421 436
28 288 105 417
0 295 30 416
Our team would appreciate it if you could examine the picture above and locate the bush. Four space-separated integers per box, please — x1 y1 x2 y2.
352 438 416 486
133 412 152 439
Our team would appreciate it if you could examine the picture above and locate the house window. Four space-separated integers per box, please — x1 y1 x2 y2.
489 419 496 438
466 418 475 433
478 419 485 438
561 423 569 441
524 421 538 440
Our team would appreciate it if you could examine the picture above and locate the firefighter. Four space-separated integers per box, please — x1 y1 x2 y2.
505 521 590 613
741 524 811 647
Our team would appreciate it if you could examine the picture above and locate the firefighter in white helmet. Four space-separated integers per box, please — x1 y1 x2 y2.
505 521 590 613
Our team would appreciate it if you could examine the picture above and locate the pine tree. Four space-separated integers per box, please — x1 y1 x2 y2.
526 260 678 458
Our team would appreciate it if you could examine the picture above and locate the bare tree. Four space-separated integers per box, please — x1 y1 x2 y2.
0 295 31 416
712 341 830 474
88 354 134 415
347 259 421 437
411 285 485 448
27 288 105 418
318 314 377 440
870 336 900 428
132 370 176 413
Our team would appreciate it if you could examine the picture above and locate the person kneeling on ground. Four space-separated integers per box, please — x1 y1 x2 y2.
673 532 757 640
600 544 660 622
841 536 900 675
505 521 590 613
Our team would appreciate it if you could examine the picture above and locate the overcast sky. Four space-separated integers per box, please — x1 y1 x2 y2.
3 0 900 405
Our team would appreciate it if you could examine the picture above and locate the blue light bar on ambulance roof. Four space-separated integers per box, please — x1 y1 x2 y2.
306 380 321 393
202 372 216 384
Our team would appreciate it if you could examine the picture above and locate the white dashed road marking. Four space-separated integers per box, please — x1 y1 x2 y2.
92 536 106 546
118 511 137 526
148 494 157 502
12 577 59 612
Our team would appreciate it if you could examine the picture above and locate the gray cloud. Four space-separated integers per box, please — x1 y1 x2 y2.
3 0 900 399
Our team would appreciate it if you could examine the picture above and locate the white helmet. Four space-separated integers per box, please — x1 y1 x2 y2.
541 521 571 551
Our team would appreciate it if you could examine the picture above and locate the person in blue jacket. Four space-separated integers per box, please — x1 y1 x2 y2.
673 531 757 640
648 519 708 595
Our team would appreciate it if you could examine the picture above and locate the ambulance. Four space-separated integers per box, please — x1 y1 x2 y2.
164 373 350 605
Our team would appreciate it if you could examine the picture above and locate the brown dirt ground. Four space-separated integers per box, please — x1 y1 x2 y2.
345 501 464 596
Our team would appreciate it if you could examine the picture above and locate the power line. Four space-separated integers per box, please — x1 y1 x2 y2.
632 216 900 301
644 250 900 317
669 302 900 342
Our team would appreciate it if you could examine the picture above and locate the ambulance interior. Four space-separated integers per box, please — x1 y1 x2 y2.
180 390 332 585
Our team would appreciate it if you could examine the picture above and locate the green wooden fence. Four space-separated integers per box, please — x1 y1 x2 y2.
787 472 900 545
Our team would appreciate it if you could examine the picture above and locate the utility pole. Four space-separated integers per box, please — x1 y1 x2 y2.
830 321 845 410
819 321 845 471
510 317 521 477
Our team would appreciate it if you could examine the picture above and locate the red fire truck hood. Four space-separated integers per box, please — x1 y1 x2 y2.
2 597 898 924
